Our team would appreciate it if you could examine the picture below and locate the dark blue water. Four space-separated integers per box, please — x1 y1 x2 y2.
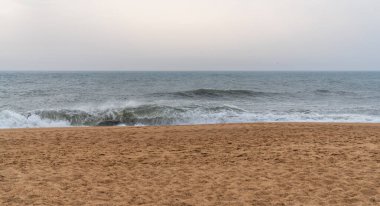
1 71 379 128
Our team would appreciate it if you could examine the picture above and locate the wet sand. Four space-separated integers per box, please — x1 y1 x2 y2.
0 123 379 205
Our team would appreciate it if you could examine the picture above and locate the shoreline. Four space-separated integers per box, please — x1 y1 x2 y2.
2 121 380 131
1 123 379 205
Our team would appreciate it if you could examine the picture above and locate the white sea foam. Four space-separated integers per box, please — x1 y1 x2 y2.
73 100 143 113
0 110 70 129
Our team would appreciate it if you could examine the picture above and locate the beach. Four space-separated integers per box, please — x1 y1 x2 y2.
0 123 379 205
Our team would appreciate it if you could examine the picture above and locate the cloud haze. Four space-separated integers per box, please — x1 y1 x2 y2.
0 0 379 71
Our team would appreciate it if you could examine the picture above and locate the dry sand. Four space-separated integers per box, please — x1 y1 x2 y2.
0 123 379 205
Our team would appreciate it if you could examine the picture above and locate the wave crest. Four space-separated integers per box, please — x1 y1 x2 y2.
314 89 356 96
154 89 279 99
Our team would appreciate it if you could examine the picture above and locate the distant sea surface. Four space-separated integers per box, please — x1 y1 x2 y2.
1 71 380 128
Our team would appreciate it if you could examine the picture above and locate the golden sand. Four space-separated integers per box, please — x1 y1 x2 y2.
0 123 379 205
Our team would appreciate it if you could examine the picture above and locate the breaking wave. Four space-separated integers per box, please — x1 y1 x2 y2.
1 104 380 129
0 104 246 128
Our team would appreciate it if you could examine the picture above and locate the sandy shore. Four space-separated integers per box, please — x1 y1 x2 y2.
0 123 379 205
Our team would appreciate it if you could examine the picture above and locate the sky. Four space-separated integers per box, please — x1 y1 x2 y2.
0 0 379 71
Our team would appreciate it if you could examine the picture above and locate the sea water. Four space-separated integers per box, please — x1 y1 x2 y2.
1 71 380 128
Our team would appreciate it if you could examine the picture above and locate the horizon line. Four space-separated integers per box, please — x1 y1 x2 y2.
0 70 379 72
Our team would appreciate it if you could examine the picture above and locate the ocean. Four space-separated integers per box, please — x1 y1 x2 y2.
1 71 379 128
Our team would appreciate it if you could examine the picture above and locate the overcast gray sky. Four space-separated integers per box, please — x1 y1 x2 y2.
0 0 379 71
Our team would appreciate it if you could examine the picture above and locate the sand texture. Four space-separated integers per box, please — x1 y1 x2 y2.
0 123 379 205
